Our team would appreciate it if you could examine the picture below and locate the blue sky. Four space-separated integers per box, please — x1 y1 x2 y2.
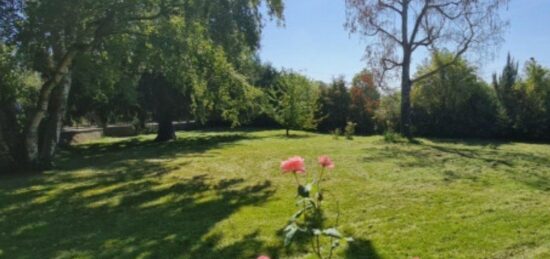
259 0 550 85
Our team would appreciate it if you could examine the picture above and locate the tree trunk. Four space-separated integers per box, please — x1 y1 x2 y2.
38 72 72 168
24 49 77 167
0 104 22 172
400 73 412 138
286 128 290 137
400 1 413 139
155 114 176 142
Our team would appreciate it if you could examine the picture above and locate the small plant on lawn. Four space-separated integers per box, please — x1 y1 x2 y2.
331 128 341 140
280 155 353 258
344 121 357 140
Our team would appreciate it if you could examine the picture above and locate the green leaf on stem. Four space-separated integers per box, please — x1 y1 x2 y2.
284 223 299 247
289 208 304 222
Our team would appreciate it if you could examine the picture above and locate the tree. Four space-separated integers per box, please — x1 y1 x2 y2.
512 59 550 139
345 0 508 137
411 52 498 138
3 0 284 169
492 53 519 136
318 77 351 132
349 71 380 134
266 71 319 136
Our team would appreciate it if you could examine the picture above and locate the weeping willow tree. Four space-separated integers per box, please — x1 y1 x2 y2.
0 0 284 171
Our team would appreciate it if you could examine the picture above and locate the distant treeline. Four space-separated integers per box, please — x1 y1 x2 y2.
237 53 550 141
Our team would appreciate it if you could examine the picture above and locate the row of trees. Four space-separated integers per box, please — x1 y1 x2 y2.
259 52 550 142
375 53 550 140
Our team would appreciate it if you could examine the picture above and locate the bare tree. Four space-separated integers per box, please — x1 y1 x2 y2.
345 0 509 137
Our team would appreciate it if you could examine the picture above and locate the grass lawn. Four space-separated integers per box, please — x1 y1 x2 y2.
2 130 550 258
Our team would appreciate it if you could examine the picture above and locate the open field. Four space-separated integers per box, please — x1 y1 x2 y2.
1 130 550 258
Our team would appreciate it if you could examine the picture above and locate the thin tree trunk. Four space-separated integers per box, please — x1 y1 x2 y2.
24 49 78 167
286 128 290 137
38 71 72 167
0 105 22 172
155 114 176 142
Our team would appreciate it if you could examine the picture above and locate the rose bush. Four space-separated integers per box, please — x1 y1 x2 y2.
279 155 352 259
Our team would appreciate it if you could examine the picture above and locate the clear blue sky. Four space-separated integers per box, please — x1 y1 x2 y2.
259 0 550 85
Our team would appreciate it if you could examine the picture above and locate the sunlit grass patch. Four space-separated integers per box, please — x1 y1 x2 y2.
1 130 550 258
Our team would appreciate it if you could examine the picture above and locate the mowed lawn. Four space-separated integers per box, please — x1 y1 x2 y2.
1 130 550 258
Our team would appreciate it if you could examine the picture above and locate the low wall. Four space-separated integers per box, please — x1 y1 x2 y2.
61 121 197 141
60 127 103 146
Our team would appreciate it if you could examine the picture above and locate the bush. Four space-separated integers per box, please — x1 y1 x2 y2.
374 92 401 133
344 121 357 140
331 128 341 140
279 155 353 258
383 130 403 143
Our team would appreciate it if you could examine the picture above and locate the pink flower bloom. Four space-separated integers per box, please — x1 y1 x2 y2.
257 256 270 259
280 156 305 174
318 155 334 169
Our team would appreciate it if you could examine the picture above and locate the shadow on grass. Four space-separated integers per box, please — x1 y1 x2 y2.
364 139 550 191
345 238 381 259
0 132 281 258
56 133 253 171
0 161 276 258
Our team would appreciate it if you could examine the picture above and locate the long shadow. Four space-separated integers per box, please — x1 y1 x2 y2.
0 160 275 258
0 132 279 258
365 140 550 191
56 133 253 171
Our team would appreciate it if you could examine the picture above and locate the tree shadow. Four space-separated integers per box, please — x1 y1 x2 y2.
55 132 254 171
364 140 550 191
0 162 276 257
345 238 381 259
0 132 279 258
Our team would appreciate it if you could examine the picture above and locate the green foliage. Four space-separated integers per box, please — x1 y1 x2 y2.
411 52 498 138
511 59 550 139
5 130 550 257
344 121 357 140
265 71 319 135
374 92 401 133
318 77 351 132
281 157 352 258
331 128 342 140
492 56 550 140
0 44 42 126
383 130 404 143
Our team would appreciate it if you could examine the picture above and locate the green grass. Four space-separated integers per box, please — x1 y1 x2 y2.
2 130 550 258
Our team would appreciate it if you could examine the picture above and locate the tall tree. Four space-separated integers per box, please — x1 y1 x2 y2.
345 0 508 137
411 52 498 138
492 53 519 136
513 58 550 139
3 0 284 170
266 71 319 136
349 70 380 134
318 77 351 132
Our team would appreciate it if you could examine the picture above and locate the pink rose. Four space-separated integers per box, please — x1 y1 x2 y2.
280 156 305 174
257 256 270 259
318 155 334 169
